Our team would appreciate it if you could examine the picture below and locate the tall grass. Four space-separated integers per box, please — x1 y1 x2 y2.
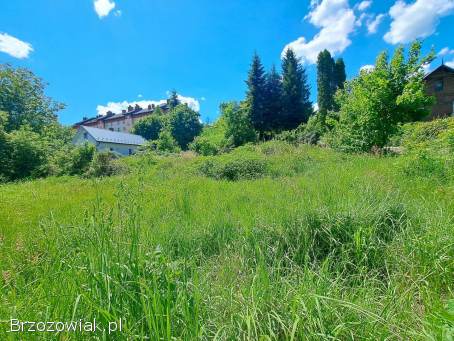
0 141 453 339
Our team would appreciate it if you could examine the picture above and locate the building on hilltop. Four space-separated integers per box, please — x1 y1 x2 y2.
73 103 169 133
72 126 146 156
424 63 454 119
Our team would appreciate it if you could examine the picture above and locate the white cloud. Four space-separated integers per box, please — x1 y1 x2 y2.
94 0 116 18
446 60 454 68
439 47 454 56
367 14 385 34
114 10 122 17
313 103 319 111
282 0 356 64
96 95 200 116
422 62 432 74
357 1 372 11
360 64 375 73
0 33 33 59
384 0 454 44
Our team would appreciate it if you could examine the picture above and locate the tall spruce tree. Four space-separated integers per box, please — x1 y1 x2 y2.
263 65 283 133
281 48 312 130
245 53 267 137
317 50 335 119
334 58 346 89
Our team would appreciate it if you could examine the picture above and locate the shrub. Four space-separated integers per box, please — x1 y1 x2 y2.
154 130 181 154
85 151 124 178
199 155 268 181
222 102 257 147
190 118 229 156
400 151 448 180
6 127 49 180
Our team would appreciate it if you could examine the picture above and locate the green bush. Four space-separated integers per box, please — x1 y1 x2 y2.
400 151 449 180
199 155 268 181
85 151 124 178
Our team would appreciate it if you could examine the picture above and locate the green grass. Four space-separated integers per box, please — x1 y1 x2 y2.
1 141 453 340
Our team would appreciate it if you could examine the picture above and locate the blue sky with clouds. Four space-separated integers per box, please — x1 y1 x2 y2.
1 0 453 124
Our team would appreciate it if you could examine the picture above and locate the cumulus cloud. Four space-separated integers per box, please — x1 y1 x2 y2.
94 0 116 18
367 14 385 34
96 95 200 116
439 47 454 56
384 0 454 44
360 64 375 73
0 33 33 59
282 0 356 64
357 1 372 11
446 61 454 68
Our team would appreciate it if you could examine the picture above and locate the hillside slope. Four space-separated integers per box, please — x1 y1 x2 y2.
1 142 453 340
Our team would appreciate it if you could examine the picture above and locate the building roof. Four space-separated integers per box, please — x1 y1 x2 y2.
424 64 454 80
81 126 146 145
73 103 170 127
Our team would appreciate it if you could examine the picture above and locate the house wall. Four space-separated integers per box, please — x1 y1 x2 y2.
72 129 140 156
425 70 454 119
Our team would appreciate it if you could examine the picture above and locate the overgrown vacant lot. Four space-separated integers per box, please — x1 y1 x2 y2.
1 142 453 340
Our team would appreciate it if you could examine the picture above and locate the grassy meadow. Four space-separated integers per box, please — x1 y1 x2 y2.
1 141 453 340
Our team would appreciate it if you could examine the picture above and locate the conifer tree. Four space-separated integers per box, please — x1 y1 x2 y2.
167 90 180 109
263 65 283 133
317 50 335 119
334 58 346 90
281 48 312 130
245 53 267 137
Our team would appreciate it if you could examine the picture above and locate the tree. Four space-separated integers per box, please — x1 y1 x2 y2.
0 64 65 133
245 53 267 137
263 65 283 133
6 127 49 180
168 104 202 149
132 115 165 140
327 41 435 152
334 58 346 90
222 102 256 147
155 130 181 153
317 51 347 119
167 90 180 109
317 50 335 120
281 49 313 130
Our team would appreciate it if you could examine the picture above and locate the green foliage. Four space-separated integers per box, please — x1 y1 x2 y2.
2 143 454 339
132 114 166 141
168 104 202 150
245 53 267 136
3 127 49 180
85 151 124 177
263 65 283 134
190 118 228 156
198 154 268 181
222 102 257 147
167 90 181 109
0 64 65 134
327 41 435 152
316 50 346 120
154 129 181 153
281 48 313 130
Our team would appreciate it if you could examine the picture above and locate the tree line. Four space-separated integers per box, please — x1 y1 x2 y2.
193 41 433 154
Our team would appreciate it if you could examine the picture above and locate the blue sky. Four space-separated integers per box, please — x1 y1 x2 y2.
1 0 454 125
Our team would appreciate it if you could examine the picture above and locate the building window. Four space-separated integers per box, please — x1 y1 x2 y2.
435 79 444 92
83 132 88 139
